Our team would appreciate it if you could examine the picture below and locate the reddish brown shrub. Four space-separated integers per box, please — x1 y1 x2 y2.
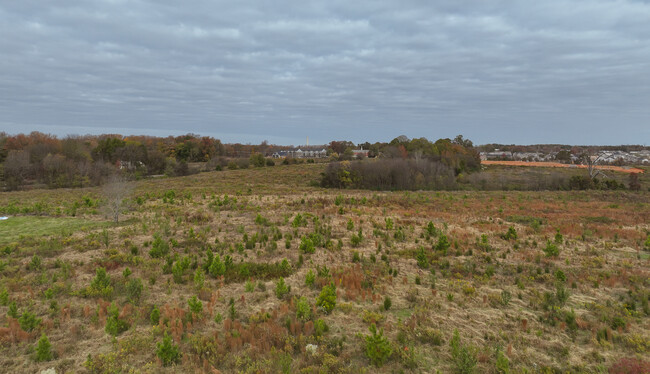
609 358 650 374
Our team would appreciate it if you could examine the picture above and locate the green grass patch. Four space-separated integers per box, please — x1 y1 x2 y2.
506 215 546 226
0 216 111 245
392 308 413 320
582 216 616 224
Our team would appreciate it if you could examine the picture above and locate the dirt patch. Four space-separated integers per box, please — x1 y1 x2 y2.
482 160 644 174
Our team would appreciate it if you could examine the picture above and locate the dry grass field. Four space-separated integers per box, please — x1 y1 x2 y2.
0 163 648 373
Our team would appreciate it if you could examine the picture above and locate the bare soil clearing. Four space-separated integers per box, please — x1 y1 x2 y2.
482 160 644 174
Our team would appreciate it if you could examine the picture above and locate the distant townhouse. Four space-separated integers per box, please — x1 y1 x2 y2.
271 148 328 159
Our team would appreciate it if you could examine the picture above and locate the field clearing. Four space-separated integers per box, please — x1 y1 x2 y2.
482 160 645 174
0 216 112 245
0 164 648 373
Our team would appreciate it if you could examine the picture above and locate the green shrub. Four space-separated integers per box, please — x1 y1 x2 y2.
314 318 329 337
501 290 512 306
194 268 205 290
279 258 290 273
299 237 315 254
105 302 129 336
8 301 18 318
352 251 361 263
275 277 290 299
316 265 330 278
501 226 517 241
565 309 578 331
317 283 337 314
149 234 169 258
19 310 42 332
305 269 315 287
495 348 509 373
351 230 363 247
292 214 307 228
416 246 429 269
188 295 203 315
250 153 265 167
0 288 8 306
35 333 53 362
543 241 559 257
426 221 438 237
150 305 160 325
126 277 143 303
28 254 42 271
347 219 354 231
88 267 113 298
157 333 181 366
556 284 569 306
450 329 477 374
436 234 451 253
393 227 406 242
365 323 392 367
383 296 392 311
385 218 394 230
611 316 626 330
209 254 226 277
296 296 311 321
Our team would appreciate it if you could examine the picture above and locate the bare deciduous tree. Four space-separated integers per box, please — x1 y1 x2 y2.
103 173 133 223
581 151 608 180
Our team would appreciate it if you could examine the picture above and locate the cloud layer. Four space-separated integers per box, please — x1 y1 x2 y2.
1 0 649 145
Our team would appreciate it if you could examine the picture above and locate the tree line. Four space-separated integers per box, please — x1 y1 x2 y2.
0 132 288 190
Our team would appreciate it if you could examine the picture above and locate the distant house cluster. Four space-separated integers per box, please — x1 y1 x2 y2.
480 151 555 162
596 150 650 165
480 149 650 165
271 148 328 159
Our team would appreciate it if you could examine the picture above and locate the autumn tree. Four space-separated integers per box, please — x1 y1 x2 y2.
3 150 31 190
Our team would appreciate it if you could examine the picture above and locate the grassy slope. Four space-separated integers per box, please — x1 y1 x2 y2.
0 163 648 373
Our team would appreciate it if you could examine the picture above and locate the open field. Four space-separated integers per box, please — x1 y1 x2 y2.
0 163 648 373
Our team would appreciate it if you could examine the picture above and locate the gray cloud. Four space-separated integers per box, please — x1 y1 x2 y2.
1 0 649 145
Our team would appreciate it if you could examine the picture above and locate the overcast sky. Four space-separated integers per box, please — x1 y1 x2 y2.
1 1 649 145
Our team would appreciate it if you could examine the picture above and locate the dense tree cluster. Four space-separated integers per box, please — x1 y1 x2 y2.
330 135 480 173
0 132 281 190
321 136 480 190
